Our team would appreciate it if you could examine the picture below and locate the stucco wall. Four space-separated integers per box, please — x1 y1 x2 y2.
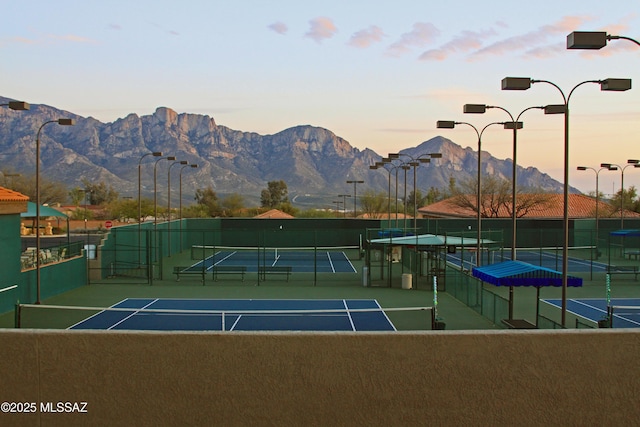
0 329 638 426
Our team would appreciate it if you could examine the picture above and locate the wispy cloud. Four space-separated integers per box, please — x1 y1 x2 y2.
468 15 593 60
348 25 385 48
1 33 97 46
108 24 122 31
305 17 337 43
419 29 497 61
268 21 288 35
386 22 440 57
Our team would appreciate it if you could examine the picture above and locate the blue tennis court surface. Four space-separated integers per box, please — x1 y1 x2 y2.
189 248 357 273
446 247 607 273
542 298 640 328
69 298 396 331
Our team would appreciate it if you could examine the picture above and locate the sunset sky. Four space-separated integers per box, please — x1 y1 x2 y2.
2 0 639 194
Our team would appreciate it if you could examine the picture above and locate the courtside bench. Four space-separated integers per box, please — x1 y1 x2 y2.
258 266 292 281
623 249 640 260
212 265 247 281
606 265 639 280
173 266 206 282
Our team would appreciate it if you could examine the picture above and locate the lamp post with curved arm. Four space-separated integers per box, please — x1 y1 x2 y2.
137 151 162 265
577 165 617 248
0 100 29 111
167 160 188 257
35 118 75 304
391 152 442 234
179 164 198 249
346 180 364 218
437 120 507 266
502 76 632 326
567 31 640 49
370 161 401 228
599 160 640 230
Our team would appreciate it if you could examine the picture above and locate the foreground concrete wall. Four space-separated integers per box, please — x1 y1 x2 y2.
0 330 638 426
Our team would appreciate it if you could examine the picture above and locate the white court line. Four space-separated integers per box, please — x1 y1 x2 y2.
342 300 356 331
108 299 159 330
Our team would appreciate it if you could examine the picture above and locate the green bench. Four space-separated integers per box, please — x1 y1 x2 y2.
173 266 206 282
258 266 292 281
212 265 247 281
623 249 640 260
606 265 639 280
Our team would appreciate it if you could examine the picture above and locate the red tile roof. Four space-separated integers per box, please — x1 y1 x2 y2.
0 186 29 202
418 193 640 219
254 209 294 219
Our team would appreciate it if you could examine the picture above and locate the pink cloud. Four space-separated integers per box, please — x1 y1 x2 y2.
386 22 440 57
305 17 337 43
268 22 288 35
348 25 385 48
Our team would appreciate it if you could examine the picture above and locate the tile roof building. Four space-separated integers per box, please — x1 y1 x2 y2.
0 186 28 215
418 193 640 219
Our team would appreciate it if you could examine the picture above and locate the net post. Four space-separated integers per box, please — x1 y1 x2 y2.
430 306 436 330
14 302 20 328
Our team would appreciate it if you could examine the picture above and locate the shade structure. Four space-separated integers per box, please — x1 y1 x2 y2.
472 261 582 288
20 202 67 219
370 233 494 247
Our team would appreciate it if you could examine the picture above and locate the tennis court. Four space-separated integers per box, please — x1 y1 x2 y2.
36 298 401 331
446 246 606 273
542 298 640 328
189 245 358 273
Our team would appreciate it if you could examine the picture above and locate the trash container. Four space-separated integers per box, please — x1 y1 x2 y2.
362 266 369 287
402 273 412 290
84 244 96 260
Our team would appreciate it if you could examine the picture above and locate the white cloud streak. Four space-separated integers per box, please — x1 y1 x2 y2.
386 22 440 57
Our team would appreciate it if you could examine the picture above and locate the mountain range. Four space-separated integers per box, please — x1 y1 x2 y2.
0 96 574 208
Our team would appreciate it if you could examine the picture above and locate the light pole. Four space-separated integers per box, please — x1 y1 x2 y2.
167 160 187 256
577 165 616 247
153 155 175 265
35 118 75 304
600 160 640 230
337 194 351 218
437 120 506 266
346 180 364 218
137 151 162 265
332 200 343 216
567 31 640 49
179 164 198 249
154 156 176 226
391 152 442 233
370 161 401 228
502 76 632 326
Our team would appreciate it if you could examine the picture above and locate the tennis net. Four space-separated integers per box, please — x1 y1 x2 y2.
190 245 361 261
608 305 640 328
490 246 597 264
15 303 435 331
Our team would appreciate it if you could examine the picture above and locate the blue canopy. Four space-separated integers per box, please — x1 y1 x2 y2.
472 261 582 288
610 229 640 237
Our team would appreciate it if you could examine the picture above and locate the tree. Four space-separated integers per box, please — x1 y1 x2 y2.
69 187 85 206
81 179 119 205
11 174 68 206
359 190 387 218
220 193 245 217
104 198 139 222
449 175 552 218
609 186 640 214
194 186 219 217
260 180 288 208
